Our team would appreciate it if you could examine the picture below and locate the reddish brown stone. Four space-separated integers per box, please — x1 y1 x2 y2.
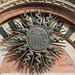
0 45 75 73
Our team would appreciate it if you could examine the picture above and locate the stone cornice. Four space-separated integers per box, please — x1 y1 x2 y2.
0 3 75 26
0 0 75 13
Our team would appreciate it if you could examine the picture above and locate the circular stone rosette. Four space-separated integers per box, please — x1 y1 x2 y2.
9 8 65 73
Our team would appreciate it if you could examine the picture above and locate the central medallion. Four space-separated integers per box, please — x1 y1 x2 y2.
27 26 50 52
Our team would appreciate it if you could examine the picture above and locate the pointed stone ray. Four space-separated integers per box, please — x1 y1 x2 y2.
51 51 61 58
50 49 61 58
41 54 49 72
34 62 36 71
40 55 44 72
14 20 20 26
49 12 53 21
21 58 27 66
54 30 64 33
23 61 27 67
11 45 24 51
51 43 65 47
34 8 36 16
36 8 39 12
54 34 66 38
20 50 33 71
41 54 46 70
43 12 53 28
20 14 26 21
40 9 43 25
47 59 52 68
42 8 45 21
55 53 61 58
18 18 27 28
12 50 28 67
35 53 41 62
48 16 57 27
48 50 58 60
12 31 20 33
48 58 54 66
21 59 25 65
9 34 18 37
40 8 42 17
20 50 32 66
51 59 55 64
20 14 28 27
50 15 56 22
30 53 34 70
25 64 27 73
49 18 59 29
10 31 24 34
49 59 55 66
20 16 33 28
54 31 66 35
29 9 33 18
15 31 25 35
11 42 24 46
20 15 30 29
11 43 24 48
24 11 28 17
42 9 45 27
9 41 20 43
11 44 28 52
33 8 37 25
44 54 55 65
45 59 50 67
26 61 29 73
26 18 34 28
35 9 42 25
35 53 41 71
57 51 63 55
14 21 22 29
36 8 42 25
52 14 56 19
50 18 59 28
20 14 25 20
52 41 66 44
44 53 51 59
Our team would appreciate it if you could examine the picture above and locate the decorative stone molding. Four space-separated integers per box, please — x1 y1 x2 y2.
0 0 75 12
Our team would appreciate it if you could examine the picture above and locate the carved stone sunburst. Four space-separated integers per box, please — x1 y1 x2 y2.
9 8 65 73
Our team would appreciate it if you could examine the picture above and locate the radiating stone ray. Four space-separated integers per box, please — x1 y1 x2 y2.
8 8 66 73
18 18 27 28
29 9 33 18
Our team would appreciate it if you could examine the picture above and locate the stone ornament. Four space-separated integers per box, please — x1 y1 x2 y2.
9 8 65 73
